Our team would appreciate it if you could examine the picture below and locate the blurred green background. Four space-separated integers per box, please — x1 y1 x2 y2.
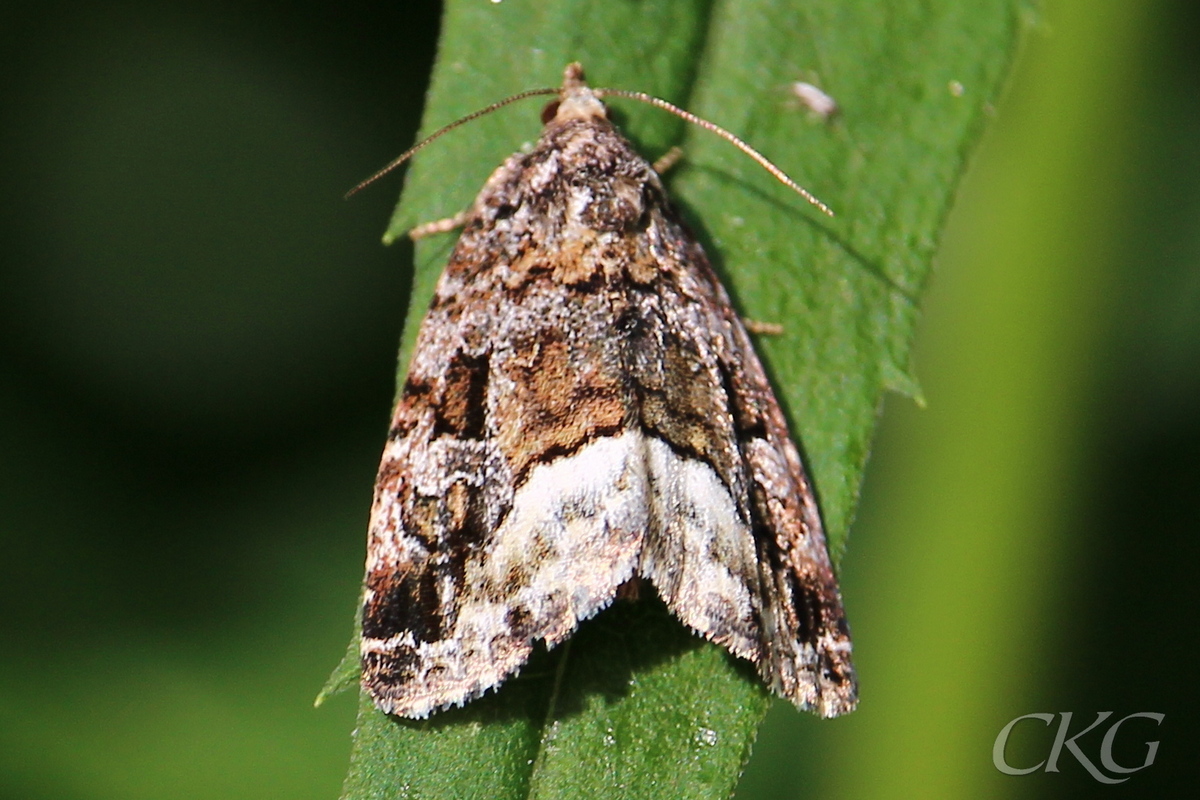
2 1 1197 799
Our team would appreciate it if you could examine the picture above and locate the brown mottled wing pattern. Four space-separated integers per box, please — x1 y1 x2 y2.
628 209 857 718
361 83 856 718
720 302 857 716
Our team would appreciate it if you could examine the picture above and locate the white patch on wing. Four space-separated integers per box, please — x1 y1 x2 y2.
364 429 770 717
364 432 657 717
526 150 560 193
638 437 761 659
471 430 650 643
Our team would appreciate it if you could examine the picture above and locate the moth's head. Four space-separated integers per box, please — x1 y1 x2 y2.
541 62 608 125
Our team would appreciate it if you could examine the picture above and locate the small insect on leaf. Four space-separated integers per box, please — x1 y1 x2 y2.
357 63 856 720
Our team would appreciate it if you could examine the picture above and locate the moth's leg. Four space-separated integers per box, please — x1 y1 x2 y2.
408 210 470 241
652 146 685 175
742 319 785 336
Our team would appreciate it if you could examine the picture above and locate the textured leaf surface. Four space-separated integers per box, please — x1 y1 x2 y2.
334 0 1027 798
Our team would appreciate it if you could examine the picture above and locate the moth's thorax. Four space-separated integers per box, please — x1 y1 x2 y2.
466 62 661 259
538 118 659 231
454 115 671 289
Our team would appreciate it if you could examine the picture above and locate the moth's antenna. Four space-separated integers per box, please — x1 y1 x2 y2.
345 87 561 199
597 89 833 217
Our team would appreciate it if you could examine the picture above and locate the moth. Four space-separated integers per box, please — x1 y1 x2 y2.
358 63 857 719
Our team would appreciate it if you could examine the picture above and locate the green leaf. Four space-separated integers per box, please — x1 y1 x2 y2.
334 1 1027 798
315 607 363 708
